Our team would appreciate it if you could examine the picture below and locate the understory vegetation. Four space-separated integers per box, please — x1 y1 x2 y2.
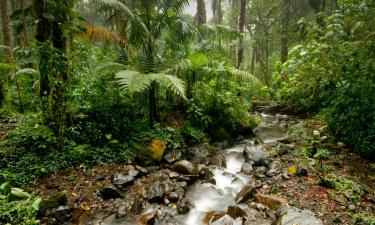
0 0 374 224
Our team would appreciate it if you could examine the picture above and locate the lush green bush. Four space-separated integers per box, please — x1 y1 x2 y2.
0 183 40 225
275 0 375 158
189 79 257 141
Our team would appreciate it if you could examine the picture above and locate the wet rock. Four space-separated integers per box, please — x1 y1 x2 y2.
267 161 281 176
198 165 214 181
101 214 135 225
211 214 237 225
117 195 144 216
235 185 256 203
54 206 71 223
244 146 269 166
209 154 227 167
227 206 247 218
164 150 182 164
113 169 140 187
244 219 272 225
39 191 68 215
253 125 288 144
135 165 148 174
100 184 123 200
241 163 253 174
296 168 308 177
275 206 323 225
171 160 197 175
177 198 193 214
255 194 287 211
147 181 171 202
137 210 157 225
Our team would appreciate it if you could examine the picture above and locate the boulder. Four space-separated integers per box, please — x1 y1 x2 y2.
39 191 68 215
244 146 269 166
209 154 227 167
137 210 157 225
113 169 140 187
255 194 287 211
100 184 123 200
211 214 237 225
54 205 71 223
275 206 323 225
227 206 247 219
177 198 193 214
235 185 256 203
164 150 182 164
241 163 254 174
171 160 197 175
244 219 273 225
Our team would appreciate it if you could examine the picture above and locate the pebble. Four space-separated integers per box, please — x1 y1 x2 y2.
348 204 356 211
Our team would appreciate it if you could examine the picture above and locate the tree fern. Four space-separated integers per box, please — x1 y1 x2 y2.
95 62 127 75
15 68 38 78
228 67 262 85
115 70 186 99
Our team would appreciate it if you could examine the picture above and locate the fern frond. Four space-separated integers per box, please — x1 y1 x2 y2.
95 62 127 75
116 70 186 99
165 59 191 75
116 70 151 94
150 73 186 99
228 68 262 86
15 68 37 77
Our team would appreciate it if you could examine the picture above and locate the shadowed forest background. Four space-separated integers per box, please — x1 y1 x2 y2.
0 0 374 224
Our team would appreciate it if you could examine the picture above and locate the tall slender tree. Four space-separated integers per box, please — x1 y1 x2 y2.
280 0 290 64
1 0 12 53
20 0 30 47
237 0 246 68
197 0 206 25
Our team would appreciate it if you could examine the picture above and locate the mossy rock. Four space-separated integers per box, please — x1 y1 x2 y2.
39 191 68 215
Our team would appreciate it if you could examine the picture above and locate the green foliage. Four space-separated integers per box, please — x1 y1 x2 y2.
116 70 186 99
190 79 253 136
326 174 363 203
0 183 40 225
275 0 375 158
353 214 375 225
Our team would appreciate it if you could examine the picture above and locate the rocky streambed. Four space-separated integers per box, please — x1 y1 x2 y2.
32 113 374 225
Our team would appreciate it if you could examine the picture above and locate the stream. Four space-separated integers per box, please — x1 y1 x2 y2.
48 113 324 225
183 114 288 225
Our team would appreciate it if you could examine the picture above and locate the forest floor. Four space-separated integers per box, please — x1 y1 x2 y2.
20 113 375 225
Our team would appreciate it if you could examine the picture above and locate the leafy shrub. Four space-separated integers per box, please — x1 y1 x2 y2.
0 183 40 225
190 80 253 136
275 0 375 158
353 214 375 225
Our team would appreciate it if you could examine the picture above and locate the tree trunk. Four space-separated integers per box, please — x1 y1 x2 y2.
20 0 30 47
197 0 206 25
1 0 12 53
280 0 290 64
230 0 239 64
34 0 51 97
0 80 4 107
250 48 256 74
10 0 22 47
149 82 158 126
237 0 246 68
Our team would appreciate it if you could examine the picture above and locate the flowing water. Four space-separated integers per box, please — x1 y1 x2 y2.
182 114 289 225
184 145 250 225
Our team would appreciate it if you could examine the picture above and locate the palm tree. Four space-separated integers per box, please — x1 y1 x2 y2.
94 0 190 125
